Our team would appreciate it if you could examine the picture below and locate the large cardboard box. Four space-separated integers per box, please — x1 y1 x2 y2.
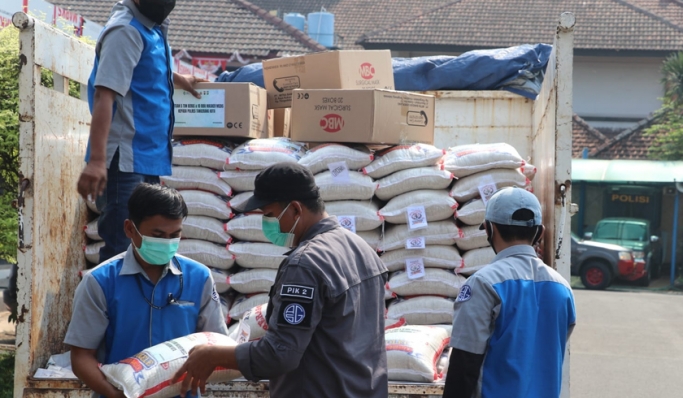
291 89 434 145
273 108 291 137
263 50 395 109
173 82 267 138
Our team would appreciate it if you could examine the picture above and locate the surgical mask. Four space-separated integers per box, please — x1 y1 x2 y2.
133 224 180 265
136 0 175 25
262 203 300 248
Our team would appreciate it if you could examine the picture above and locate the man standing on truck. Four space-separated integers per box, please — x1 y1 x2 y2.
65 184 228 398
76 0 204 263
442 187 576 398
171 163 389 398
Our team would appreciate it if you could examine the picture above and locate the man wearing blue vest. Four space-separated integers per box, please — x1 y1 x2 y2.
76 0 203 263
442 187 576 398
65 184 228 398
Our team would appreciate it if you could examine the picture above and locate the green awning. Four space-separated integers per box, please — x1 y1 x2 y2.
572 159 683 183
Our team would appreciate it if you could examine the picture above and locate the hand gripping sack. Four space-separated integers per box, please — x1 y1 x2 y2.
177 240 235 270
84 241 105 264
375 166 454 201
443 143 525 178
315 171 377 201
381 221 460 252
226 138 306 170
227 303 269 341
460 246 496 275
218 170 260 193
172 139 233 170
229 293 269 320
85 218 102 241
228 242 288 269
456 199 486 226
229 192 254 213
180 190 233 220
100 332 242 398
455 225 490 251
379 190 457 224
161 166 232 197
225 214 269 243
227 269 277 294
387 296 455 325
325 201 383 232
363 144 446 179
386 326 450 382
298 143 374 174
182 216 231 245
380 246 463 272
449 168 529 203
387 269 466 298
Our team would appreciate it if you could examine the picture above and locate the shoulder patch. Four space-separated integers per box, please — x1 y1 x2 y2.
277 300 313 328
280 284 315 300
211 284 220 303
456 284 472 302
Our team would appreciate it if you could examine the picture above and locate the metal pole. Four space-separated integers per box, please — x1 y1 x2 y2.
671 186 679 288
578 148 588 237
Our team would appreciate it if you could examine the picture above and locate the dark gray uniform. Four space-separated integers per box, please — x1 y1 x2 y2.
235 217 388 397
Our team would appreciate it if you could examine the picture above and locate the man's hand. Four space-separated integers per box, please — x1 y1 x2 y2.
173 344 234 397
174 73 208 99
77 160 107 200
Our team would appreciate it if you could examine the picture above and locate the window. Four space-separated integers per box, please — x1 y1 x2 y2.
622 223 647 241
594 222 619 239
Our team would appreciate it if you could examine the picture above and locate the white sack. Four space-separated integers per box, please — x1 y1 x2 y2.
161 166 232 197
182 216 231 245
363 144 446 179
180 190 233 220
386 326 450 382
299 144 373 174
375 166 454 201
172 139 232 170
379 190 457 224
228 242 288 269
325 201 383 232
316 171 376 201
444 143 524 177
177 240 235 270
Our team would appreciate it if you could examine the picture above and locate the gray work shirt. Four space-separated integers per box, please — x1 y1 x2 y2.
235 216 389 398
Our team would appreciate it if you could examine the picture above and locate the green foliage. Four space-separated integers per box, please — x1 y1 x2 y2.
647 52 683 160
661 52 683 107
0 351 14 398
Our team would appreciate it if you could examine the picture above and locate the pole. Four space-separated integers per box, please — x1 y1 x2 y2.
671 186 679 288
578 148 589 237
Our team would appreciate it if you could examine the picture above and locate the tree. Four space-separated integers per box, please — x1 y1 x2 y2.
647 52 683 160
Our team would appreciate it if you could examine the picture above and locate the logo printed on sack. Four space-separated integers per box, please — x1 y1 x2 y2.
359 62 375 79
409 209 425 223
283 303 306 325
320 114 344 133
457 285 472 302
280 284 315 300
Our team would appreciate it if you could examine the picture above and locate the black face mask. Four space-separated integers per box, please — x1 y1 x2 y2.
136 0 175 25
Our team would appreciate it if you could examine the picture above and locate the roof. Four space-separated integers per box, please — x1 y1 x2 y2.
572 115 611 158
50 0 325 56
359 0 683 52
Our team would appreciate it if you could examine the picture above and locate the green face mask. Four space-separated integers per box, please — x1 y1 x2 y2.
262 203 300 247
133 224 180 265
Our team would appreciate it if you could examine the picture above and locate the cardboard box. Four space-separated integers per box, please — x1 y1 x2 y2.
291 89 434 145
263 50 395 109
173 82 267 138
265 109 275 138
272 108 291 138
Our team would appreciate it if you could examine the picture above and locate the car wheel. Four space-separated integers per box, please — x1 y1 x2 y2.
580 262 611 290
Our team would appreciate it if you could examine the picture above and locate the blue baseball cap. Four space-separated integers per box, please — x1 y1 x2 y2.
480 187 542 229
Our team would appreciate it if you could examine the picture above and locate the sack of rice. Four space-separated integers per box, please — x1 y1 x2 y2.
379 190 457 224
380 246 463 272
84 241 105 264
86 198 100 214
84 218 101 241
385 286 397 301
100 332 241 398
172 139 232 170
363 144 446 179
385 317 406 330
211 268 230 294
227 269 277 294
325 201 383 232
387 296 455 325
229 192 254 213
182 216 231 245
520 163 537 181
180 190 233 220
438 349 451 378
228 242 288 269
178 240 235 270
381 221 460 252
357 229 382 252
218 170 260 193
226 138 306 170
443 143 525 178
460 246 496 275
387 269 466 298
375 166 454 201
229 293 269 320
316 171 377 201
225 214 269 243
299 144 374 174
455 225 489 251
227 303 269 342
449 169 529 203
386 325 450 382
161 166 232 197
456 199 485 226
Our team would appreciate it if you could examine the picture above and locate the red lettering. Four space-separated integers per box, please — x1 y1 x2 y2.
359 62 375 80
320 114 344 133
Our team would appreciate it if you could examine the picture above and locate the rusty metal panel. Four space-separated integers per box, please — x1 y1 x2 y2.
204 381 444 397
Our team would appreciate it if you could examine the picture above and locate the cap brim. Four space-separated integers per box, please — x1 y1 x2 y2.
236 195 273 213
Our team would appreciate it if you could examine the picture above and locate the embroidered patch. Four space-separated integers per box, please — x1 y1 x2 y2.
456 285 472 302
277 300 313 328
280 284 315 300
211 284 220 303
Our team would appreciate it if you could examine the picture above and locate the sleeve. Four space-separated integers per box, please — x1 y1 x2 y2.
94 25 144 97
196 272 229 335
234 263 323 381
64 274 109 349
442 349 486 398
449 275 501 355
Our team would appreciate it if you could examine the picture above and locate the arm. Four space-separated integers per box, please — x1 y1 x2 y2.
71 347 125 398
173 72 206 99
442 349 485 398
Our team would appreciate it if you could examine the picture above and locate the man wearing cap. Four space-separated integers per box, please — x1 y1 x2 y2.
442 187 576 398
173 163 389 398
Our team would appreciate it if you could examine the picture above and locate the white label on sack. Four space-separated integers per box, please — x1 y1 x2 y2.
173 89 225 128
406 258 426 279
236 321 251 344
405 237 426 250
338 216 356 233
406 206 428 230
328 161 350 183
143 341 189 364
478 176 498 204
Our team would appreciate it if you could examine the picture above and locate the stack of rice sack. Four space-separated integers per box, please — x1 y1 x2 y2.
84 200 104 266
444 143 536 276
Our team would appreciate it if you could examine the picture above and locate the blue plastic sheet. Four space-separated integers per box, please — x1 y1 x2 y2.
214 44 552 100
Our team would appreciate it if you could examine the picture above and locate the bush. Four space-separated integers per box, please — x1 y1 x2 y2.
0 351 14 398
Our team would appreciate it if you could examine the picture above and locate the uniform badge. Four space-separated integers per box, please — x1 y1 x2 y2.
280 284 315 300
211 284 220 303
277 300 313 328
457 285 472 302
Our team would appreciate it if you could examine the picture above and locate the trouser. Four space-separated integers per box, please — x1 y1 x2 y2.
96 151 160 263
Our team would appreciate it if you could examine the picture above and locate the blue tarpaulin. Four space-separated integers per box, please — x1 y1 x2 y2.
215 43 553 100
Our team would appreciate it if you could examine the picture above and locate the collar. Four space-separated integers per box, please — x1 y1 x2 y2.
492 245 539 263
119 245 182 278
284 216 339 255
121 0 170 30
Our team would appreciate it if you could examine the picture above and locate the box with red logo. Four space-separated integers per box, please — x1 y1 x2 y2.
262 50 395 109
290 89 434 145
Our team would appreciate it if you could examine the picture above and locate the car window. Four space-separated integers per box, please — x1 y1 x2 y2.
622 223 647 241
594 222 619 239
